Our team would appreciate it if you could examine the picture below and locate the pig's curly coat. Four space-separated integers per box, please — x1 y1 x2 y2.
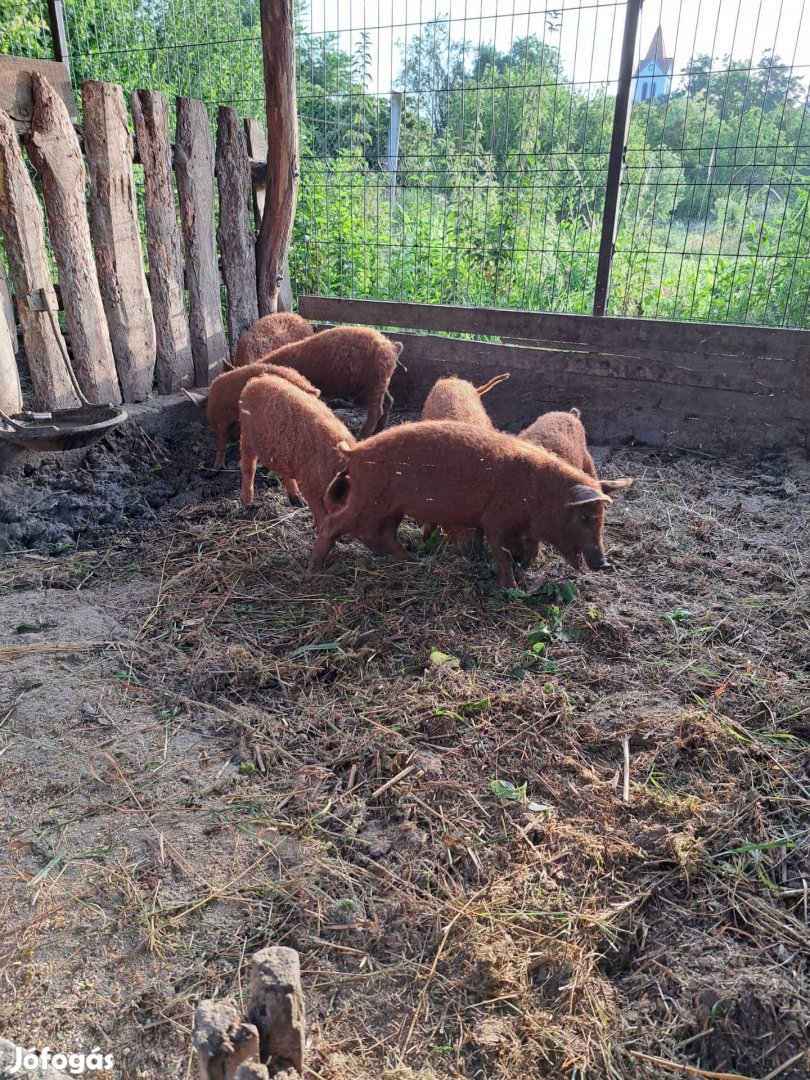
233 313 314 367
310 420 618 589
518 407 598 477
254 326 403 439
187 362 321 471
239 373 357 527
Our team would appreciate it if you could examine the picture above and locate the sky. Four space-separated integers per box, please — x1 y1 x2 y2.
301 0 810 97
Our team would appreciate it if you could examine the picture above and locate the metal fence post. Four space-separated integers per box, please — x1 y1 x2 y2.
593 0 643 317
47 0 71 76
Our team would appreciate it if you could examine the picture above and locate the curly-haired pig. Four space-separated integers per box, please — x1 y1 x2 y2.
420 373 510 555
251 326 404 439
183 362 321 474
239 373 357 528
308 421 634 589
234 313 314 367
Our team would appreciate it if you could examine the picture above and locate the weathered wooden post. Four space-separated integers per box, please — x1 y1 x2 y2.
28 73 122 405
131 88 194 394
216 107 259 356
83 80 156 403
255 0 299 316
175 97 228 385
0 272 22 415
0 261 17 356
193 1000 261 1080
0 109 77 410
247 947 305 1075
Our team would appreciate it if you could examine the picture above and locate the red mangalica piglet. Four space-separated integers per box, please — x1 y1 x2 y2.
183 362 320 474
239 373 357 529
255 326 404 439
519 407 597 477
515 407 632 568
420 373 510 554
309 421 633 589
234 312 314 367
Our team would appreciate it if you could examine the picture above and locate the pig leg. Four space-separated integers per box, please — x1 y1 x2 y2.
360 394 385 439
422 523 438 544
306 507 356 573
373 516 413 561
454 527 484 558
213 425 230 471
483 527 518 590
283 478 306 507
240 449 258 506
375 390 394 434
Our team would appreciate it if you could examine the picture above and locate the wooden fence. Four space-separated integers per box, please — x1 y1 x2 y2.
299 296 810 453
0 58 274 413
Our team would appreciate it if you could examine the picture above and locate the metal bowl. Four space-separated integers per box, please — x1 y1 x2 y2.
0 404 129 452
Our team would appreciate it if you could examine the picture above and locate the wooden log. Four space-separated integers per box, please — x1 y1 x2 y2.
82 79 156 403
244 118 292 312
255 0 299 316
246 946 305 1075
131 88 194 393
175 97 227 385
215 107 258 357
0 268 22 414
0 56 77 134
0 259 17 355
192 999 261 1080
27 73 121 405
0 109 77 410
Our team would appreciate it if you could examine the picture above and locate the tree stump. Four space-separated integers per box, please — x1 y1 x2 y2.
131 88 193 394
0 260 17 356
192 999 261 1080
175 96 227 385
255 0 299 316
216 107 258 357
83 79 156 403
0 109 77 410
246 947 305 1075
27 73 121 405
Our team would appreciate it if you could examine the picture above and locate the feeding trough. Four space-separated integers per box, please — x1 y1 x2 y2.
0 292 127 452
0 403 128 452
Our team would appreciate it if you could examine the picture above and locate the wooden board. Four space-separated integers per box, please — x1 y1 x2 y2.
83 80 156 403
0 262 22 413
131 89 194 394
0 56 76 134
0 259 16 356
299 296 810 365
175 96 227 385
375 331 808 452
28 73 122 405
0 108 78 410
216 107 258 357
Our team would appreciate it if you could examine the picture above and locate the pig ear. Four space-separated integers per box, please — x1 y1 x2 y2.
393 341 404 355
600 477 633 494
566 483 612 507
223 359 234 372
182 387 210 409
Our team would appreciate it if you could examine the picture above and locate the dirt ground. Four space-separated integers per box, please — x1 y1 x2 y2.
0 412 808 1080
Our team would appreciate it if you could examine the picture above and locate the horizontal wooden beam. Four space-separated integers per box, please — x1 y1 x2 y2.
299 296 810 364
0 56 76 133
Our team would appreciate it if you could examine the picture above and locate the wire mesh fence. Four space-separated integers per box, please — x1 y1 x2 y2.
2 0 809 327
0 0 53 59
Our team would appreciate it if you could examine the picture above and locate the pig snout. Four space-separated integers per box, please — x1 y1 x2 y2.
584 547 611 570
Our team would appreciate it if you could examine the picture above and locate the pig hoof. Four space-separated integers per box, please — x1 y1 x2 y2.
288 493 306 508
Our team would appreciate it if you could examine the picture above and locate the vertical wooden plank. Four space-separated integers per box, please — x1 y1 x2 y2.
0 109 77 410
131 88 194 393
0 259 17 356
216 107 258 357
83 79 156 403
28 73 122 405
175 96 227 385
245 118 292 312
0 270 22 414
255 0 299 316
